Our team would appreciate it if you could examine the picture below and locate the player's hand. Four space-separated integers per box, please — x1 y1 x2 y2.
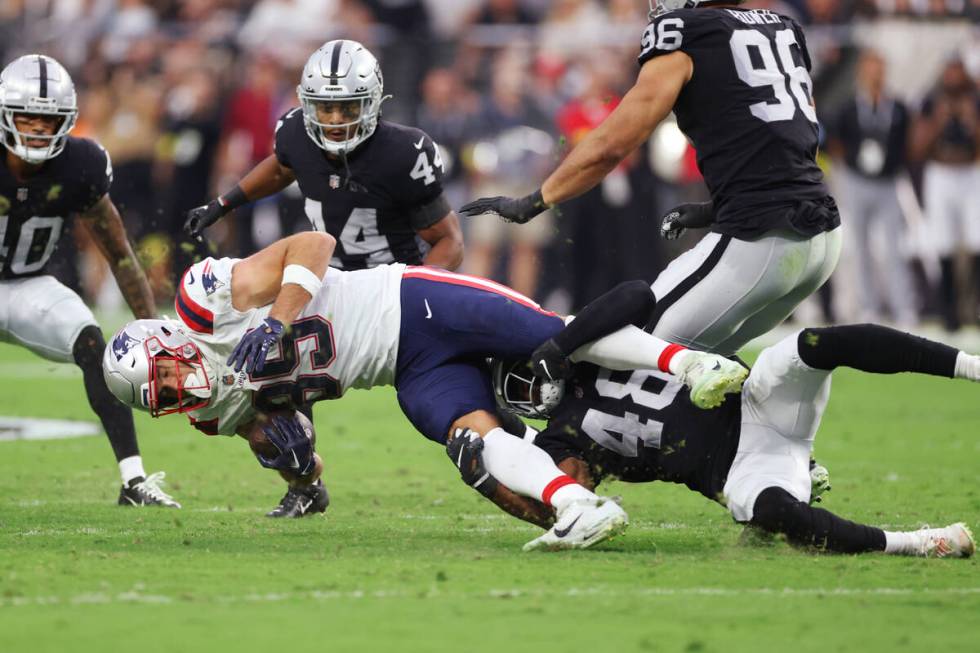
446 428 498 499
659 202 714 240
183 199 226 238
228 317 285 374
531 338 573 381
458 190 548 224
255 415 315 476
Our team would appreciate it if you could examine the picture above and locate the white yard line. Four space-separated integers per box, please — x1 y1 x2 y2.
2 586 978 608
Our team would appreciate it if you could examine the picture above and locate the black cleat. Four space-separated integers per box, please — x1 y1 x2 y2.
118 472 181 508
266 479 329 518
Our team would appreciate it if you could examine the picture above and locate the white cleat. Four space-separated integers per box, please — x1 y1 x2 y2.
675 351 748 409
522 497 628 552
910 523 975 558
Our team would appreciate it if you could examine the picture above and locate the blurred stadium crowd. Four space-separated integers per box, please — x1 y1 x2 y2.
2 0 979 328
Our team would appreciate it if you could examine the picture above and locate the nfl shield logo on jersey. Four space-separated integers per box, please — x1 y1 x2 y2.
329 174 341 189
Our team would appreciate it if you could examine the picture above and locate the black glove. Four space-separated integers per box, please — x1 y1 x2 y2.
183 199 228 238
446 428 499 499
228 317 285 374
256 415 316 476
530 338 573 381
659 201 714 240
458 189 548 224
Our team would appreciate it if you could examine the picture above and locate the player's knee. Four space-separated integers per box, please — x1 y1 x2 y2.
72 325 106 369
615 280 657 327
448 410 499 441
749 486 806 534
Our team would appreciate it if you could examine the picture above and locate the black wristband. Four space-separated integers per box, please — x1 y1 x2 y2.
218 185 248 214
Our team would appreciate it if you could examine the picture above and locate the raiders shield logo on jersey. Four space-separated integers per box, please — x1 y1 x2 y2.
329 174 341 189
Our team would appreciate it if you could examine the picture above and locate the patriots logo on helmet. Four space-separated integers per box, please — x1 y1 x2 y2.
201 263 224 296
111 331 141 362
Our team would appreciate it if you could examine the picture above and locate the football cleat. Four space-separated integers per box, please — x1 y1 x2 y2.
675 351 748 409
118 471 181 508
809 459 831 503
909 523 975 558
522 497 628 552
266 479 329 518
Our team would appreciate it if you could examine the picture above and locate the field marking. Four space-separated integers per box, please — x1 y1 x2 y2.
0 416 100 442
2 586 979 608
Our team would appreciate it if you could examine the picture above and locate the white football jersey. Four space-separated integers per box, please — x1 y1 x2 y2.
174 257 403 435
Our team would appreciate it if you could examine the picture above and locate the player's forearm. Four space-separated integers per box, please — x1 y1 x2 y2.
540 130 630 206
487 483 555 529
266 232 334 323
236 154 296 201
110 256 156 319
422 233 464 270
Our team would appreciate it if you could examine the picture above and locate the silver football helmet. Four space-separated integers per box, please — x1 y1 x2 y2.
0 54 78 164
297 39 387 155
649 0 742 17
103 319 212 417
491 359 566 420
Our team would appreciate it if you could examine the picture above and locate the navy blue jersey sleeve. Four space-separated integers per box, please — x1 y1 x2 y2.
74 138 113 212
273 107 303 169
638 9 711 66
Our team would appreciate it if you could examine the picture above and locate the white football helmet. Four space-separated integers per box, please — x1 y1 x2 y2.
103 320 212 417
491 359 566 420
297 39 388 155
0 54 78 164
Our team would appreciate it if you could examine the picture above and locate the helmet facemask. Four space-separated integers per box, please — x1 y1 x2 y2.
492 359 566 420
144 335 212 417
299 93 380 155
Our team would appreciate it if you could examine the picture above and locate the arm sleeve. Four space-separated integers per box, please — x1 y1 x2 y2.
398 129 446 213
408 193 452 231
273 108 302 169
77 140 113 212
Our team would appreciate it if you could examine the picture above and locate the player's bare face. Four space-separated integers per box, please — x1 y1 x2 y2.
314 100 362 142
12 113 61 149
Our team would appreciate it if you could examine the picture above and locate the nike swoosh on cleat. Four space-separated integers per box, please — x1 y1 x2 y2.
711 362 721 371
424 298 432 319
553 514 582 538
414 136 425 150
299 499 312 514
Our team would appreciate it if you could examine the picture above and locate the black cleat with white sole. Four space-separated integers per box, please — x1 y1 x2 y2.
266 479 330 518
118 471 181 508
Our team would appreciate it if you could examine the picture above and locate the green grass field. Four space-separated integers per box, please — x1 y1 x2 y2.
0 335 977 653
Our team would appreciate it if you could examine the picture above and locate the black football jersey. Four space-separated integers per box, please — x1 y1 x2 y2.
640 8 837 238
0 137 112 280
534 363 741 503
274 109 451 270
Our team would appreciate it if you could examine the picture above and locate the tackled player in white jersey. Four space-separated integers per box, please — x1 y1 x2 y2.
103 231 748 549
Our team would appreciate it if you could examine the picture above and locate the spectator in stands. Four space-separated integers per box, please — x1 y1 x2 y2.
910 57 980 331
828 49 918 327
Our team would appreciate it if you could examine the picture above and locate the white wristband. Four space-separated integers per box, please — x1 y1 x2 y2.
281 264 322 297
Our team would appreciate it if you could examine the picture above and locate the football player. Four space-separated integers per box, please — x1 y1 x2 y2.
183 40 464 272
101 230 748 550
482 318 980 556
0 55 178 507
460 0 841 357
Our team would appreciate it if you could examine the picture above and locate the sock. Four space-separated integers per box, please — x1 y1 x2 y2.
481 428 595 510
118 455 146 485
553 281 656 355
751 487 886 553
796 324 958 377
954 352 980 381
569 325 687 374
73 326 141 462
883 530 917 555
